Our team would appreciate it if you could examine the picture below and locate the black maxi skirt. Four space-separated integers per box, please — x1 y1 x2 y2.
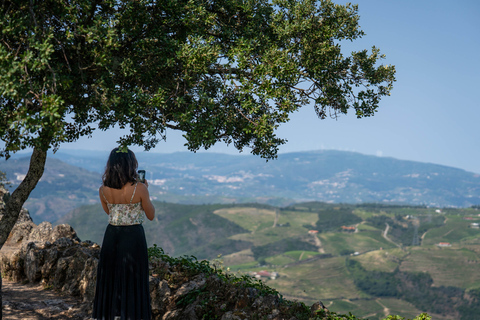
92 224 151 320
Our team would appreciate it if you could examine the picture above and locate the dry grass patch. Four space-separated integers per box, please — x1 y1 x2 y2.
352 248 407 272
213 207 276 232
221 248 255 266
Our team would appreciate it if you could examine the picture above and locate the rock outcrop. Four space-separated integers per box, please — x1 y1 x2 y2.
1 186 99 316
1 188 329 319
0 210 99 316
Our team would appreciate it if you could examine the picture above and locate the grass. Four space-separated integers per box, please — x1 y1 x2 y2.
329 298 385 320
319 231 395 256
221 248 255 267
351 248 408 272
352 209 382 220
378 298 452 320
422 215 480 245
214 207 320 231
227 261 259 271
258 256 368 302
398 245 480 289
229 225 312 246
283 250 320 261
377 298 422 320
279 209 320 228
266 254 296 265
264 250 321 266
65 201 480 319
328 298 451 320
357 223 381 231
213 207 277 232
215 206 320 248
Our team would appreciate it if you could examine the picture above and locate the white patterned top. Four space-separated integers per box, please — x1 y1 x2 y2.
101 183 145 226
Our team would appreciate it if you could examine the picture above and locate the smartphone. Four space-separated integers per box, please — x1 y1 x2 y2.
138 170 146 183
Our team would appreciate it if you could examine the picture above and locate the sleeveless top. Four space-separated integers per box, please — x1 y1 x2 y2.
101 183 145 226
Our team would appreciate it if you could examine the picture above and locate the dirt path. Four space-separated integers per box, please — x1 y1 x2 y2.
375 298 391 318
312 234 325 253
383 223 402 249
1 279 89 320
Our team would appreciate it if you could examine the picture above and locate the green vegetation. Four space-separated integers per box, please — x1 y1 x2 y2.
351 249 407 273
346 258 480 320
284 250 320 261
252 238 318 262
366 213 445 247
0 170 9 189
347 259 400 297
148 244 431 320
148 244 278 296
422 215 480 245
327 298 431 320
315 207 363 233
67 202 252 259
62 201 480 319
399 247 480 289
319 231 394 256
0 0 396 263
264 256 363 303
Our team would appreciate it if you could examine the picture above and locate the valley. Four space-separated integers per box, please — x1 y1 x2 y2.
3 149 480 224
3 150 480 319
60 201 480 320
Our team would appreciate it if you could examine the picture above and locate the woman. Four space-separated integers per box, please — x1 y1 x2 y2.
92 148 155 320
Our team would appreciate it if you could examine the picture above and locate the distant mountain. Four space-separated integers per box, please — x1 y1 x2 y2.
2 150 480 223
1 156 101 223
51 149 480 207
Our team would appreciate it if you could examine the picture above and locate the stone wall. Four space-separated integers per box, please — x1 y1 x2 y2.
0 212 99 315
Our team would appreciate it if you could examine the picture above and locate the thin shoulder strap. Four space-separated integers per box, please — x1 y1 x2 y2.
101 186 109 204
130 183 138 204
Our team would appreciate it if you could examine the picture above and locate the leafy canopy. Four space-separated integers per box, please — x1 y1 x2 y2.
0 0 395 159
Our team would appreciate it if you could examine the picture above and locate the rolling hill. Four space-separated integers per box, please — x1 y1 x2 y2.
60 201 480 320
4 149 480 319
2 149 480 223
1 156 100 223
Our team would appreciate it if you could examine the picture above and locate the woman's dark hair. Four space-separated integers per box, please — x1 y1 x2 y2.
102 148 138 189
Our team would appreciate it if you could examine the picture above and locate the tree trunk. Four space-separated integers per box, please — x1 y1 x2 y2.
0 146 47 320
0 146 47 248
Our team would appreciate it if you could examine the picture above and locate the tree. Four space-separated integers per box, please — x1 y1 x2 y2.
0 0 395 251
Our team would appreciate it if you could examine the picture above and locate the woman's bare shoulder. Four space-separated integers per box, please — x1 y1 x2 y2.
135 182 149 194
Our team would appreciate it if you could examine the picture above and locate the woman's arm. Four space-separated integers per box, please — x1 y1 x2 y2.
137 181 155 221
98 187 110 214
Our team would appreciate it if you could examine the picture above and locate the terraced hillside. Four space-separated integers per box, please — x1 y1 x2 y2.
61 201 480 320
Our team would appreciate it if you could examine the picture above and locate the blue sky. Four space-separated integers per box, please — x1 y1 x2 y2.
63 1 480 174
